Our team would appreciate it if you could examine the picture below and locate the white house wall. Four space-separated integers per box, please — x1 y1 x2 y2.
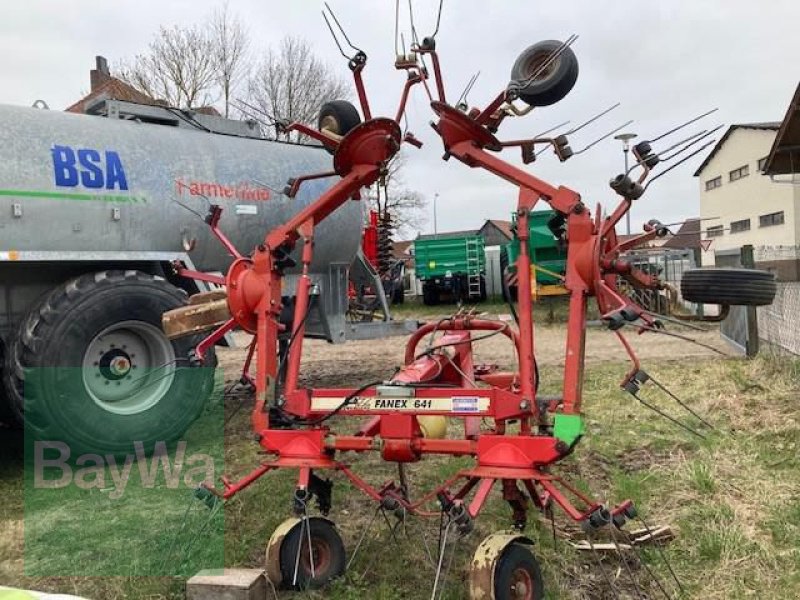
698 128 798 266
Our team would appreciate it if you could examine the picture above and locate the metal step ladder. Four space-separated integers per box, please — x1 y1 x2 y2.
465 238 483 299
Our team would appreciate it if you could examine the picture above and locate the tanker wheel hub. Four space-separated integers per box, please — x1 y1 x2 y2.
109 355 132 377
82 321 176 415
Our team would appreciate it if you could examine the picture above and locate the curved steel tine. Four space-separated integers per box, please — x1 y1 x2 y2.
566 102 621 135
658 125 724 162
324 2 364 53
636 514 687 596
573 120 635 155
536 108 627 159
624 127 720 178
648 373 716 430
649 107 718 143
322 10 350 60
431 0 445 39
408 0 420 46
532 121 573 156
643 139 718 191
661 216 720 228
249 178 284 196
607 527 645 600
234 99 277 125
457 71 480 106
656 128 708 156
536 120 571 137
394 0 401 56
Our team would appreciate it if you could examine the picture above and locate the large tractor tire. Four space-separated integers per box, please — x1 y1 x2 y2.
681 268 776 306
3 270 217 455
0 340 13 424
422 283 440 306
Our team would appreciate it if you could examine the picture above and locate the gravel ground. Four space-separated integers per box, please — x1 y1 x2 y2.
217 318 730 388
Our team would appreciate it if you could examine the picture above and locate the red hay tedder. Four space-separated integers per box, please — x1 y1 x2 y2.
164 4 776 598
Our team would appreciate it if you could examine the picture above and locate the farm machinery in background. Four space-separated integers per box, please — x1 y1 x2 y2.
502 209 569 304
165 3 777 598
348 209 407 321
0 94 418 454
415 232 487 305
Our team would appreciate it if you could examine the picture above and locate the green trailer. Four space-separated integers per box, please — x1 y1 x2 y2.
414 234 487 305
503 210 568 298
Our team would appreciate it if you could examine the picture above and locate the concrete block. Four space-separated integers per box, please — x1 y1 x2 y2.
186 569 267 600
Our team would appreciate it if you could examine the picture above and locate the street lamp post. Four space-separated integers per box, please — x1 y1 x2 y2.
614 132 638 235
433 192 439 237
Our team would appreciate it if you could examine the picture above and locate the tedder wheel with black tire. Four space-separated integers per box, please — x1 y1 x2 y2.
492 544 545 600
317 100 362 153
3 270 217 456
680 268 777 306
509 40 579 107
277 517 346 590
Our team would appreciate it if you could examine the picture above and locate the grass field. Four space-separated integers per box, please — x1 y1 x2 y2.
1 309 799 599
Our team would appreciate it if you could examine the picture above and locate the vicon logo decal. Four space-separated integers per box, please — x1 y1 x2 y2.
51 144 129 190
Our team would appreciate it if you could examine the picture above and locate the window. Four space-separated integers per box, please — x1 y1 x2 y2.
706 225 724 238
705 176 722 191
759 211 785 228
730 219 750 233
758 157 768 172
729 164 749 182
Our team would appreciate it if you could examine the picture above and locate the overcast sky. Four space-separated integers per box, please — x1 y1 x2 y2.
3 1 798 238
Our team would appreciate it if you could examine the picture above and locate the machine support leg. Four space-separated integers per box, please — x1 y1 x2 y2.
283 224 315 396
514 201 538 428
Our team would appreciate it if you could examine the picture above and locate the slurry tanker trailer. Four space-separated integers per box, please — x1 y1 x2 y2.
0 99 397 454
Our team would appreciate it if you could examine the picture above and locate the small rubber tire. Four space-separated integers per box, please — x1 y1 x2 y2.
493 544 545 600
509 40 579 107
3 270 217 455
317 100 362 154
680 268 776 306
279 518 346 590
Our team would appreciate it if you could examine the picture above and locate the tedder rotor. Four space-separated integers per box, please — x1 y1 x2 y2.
164 4 777 598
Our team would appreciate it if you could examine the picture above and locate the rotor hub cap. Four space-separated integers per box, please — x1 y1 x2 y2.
510 567 533 599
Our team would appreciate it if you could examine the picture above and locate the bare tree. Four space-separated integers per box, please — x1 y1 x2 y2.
210 3 249 117
247 37 350 142
372 152 427 239
117 25 218 109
